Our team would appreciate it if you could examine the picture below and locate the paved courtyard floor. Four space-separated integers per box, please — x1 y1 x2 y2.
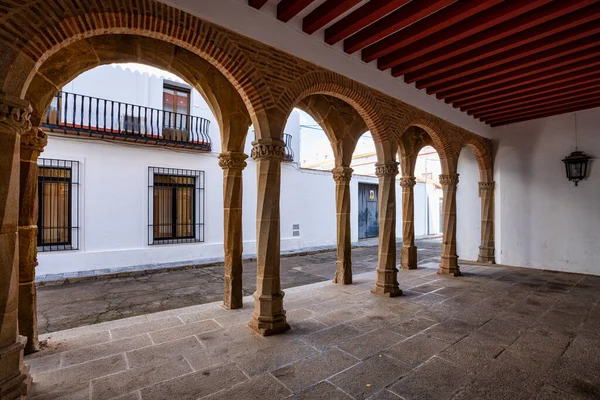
27 255 600 399
37 238 442 333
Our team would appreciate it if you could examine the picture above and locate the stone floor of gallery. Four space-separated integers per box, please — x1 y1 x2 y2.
27 254 600 399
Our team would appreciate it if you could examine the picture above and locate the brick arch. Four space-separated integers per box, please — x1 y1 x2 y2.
462 137 494 182
278 71 390 143
398 113 458 174
24 35 251 152
0 2 272 123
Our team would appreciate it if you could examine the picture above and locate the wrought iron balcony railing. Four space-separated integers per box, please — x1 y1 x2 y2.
283 133 294 161
43 91 211 151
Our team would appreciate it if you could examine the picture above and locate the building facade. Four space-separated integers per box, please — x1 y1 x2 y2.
37 64 443 276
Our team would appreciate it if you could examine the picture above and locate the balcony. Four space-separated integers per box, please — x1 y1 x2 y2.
283 133 294 162
43 91 212 151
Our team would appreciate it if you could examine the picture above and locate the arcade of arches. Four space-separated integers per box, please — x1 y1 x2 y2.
0 1 494 398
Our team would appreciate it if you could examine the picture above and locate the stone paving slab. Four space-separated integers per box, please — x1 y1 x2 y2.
27 259 600 399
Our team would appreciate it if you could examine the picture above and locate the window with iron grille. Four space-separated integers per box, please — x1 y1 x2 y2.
148 167 204 245
37 159 80 252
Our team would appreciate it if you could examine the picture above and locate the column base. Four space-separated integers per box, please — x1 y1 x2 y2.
222 276 243 310
247 291 290 336
400 246 418 270
477 246 495 264
0 337 30 400
372 267 402 297
18 282 39 354
438 257 461 277
333 260 352 285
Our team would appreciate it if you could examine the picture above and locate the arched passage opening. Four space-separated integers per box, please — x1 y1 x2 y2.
457 146 483 262
17 34 258 352
276 85 401 298
398 126 444 271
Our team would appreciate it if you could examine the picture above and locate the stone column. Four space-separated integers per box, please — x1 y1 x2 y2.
332 166 353 285
478 181 496 264
0 95 32 399
438 174 461 276
18 128 47 354
400 176 417 270
372 162 402 297
248 139 290 336
218 152 248 309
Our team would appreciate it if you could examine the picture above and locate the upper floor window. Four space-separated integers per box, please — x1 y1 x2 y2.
37 159 80 252
163 83 190 126
148 167 205 245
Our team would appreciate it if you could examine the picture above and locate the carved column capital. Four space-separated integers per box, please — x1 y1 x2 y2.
374 162 399 177
332 166 353 184
399 176 417 188
21 128 48 154
479 181 495 191
218 152 248 171
251 139 286 161
439 173 460 187
0 95 32 134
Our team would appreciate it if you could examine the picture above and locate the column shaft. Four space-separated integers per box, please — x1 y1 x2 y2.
439 174 461 276
400 176 417 270
372 163 402 297
332 167 353 284
248 139 290 336
18 128 46 354
0 96 32 399
219 152 247 309
478 181 495 264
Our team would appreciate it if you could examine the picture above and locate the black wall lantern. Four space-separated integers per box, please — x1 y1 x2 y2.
562 150 591 186
562 112 592 186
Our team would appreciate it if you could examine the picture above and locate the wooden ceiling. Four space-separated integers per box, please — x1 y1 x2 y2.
248 0 600 126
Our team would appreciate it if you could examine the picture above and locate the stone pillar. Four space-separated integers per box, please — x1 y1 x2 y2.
400 176 417 270
218 152 248 310
332 166 353 285
248 139 290 336
0 95 32 399
438 174 461 276
478 181 495 264
18 128 47 354
372 162 402 297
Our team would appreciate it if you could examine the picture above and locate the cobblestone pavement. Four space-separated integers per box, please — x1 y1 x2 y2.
27 258 600 399
37 238 442 334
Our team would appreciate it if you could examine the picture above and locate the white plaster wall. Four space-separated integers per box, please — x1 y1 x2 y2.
491 108 600 275
456 148 482 261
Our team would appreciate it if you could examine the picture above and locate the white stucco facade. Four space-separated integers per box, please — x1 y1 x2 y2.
38 64 443 276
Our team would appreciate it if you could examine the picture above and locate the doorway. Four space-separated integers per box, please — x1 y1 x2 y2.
358 183 379 239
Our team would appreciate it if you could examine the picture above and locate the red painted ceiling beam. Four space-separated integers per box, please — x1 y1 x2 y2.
476 86 600 121
444 58 600 104
324 0 412 45
397 0 597 81
361 0 500 62
455 66 600 110
378 0 552 71
486 96 600 126
277 0 317 23
436 46 600 100
249 0 268 9
455 70 600 111
465 76 600 116
303 0 361 35
428 33 600 96
420 20 600 91
342 0 453 55
490 102 600 127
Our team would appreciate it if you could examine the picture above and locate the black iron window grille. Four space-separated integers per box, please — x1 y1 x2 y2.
148 167 205 245
283 133 294 161
37 158 80 252
43 91 211 151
